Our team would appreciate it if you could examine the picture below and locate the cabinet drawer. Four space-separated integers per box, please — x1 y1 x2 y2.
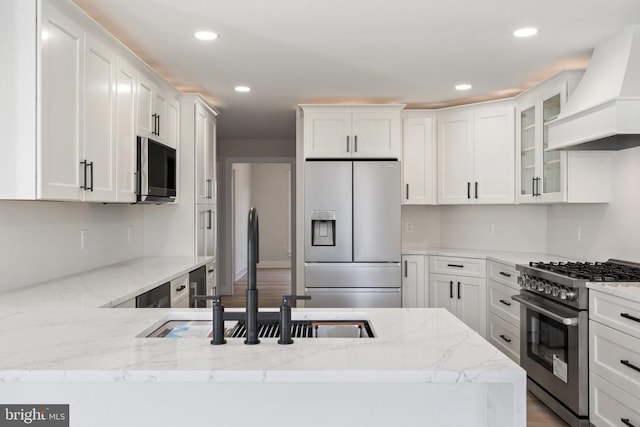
487 261 519 289
591 372 640 427
591 290 640 340
170 274 189 305
429 256 486 277
488 280 520 325
206 262 215 284
591 320 640 399
487 312 520 363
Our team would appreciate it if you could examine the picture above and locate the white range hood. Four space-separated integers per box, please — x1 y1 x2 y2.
548 25 640 150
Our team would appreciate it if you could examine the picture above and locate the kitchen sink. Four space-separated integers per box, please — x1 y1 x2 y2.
141 312 375 339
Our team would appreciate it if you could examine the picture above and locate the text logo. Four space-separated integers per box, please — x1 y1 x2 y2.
0 405 68 426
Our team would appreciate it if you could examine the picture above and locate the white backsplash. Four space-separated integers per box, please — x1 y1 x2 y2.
547 145 640 262
0 201 143 291
439 205 548 252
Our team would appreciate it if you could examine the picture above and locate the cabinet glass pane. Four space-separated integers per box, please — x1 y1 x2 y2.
542 94 561 194
520 106 535 195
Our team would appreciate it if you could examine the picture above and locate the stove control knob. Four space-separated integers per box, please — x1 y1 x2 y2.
565 289 577 302
537 280 545 292
559 288 568 300
544 284 553 295
552 286 560 297
524 275 532 288
517 276 524 287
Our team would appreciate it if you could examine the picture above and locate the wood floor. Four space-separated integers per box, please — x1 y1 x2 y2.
226 268 293 308
527 392 568 427
226 268 568 426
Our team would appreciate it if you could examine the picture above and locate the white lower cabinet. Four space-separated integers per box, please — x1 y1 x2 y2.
589 289 640 426
401 254 426 308
487 313 520 362
206 262 216 296
430 272 486 338
486 260 521 362
429 256 487 337
170 274 189 308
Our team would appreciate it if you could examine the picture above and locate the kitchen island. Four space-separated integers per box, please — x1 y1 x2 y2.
0 258 525 426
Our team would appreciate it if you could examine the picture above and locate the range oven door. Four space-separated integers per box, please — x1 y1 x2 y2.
512 292 589 418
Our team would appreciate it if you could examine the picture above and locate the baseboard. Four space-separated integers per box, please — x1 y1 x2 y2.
257 261 291 269
235 266 247 281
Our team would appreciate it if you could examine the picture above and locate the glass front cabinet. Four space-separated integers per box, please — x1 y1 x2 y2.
517 79 570 203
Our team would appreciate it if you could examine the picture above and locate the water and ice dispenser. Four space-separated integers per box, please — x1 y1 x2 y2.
311 210 336 246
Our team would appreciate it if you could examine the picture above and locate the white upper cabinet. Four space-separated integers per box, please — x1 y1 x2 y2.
137 72 175 147
39 0 85 201
301 105 404 159
115 58 137 203
402 112 436 205
516 70 611 204
1 0 179 203
437 101 515 205
195 102 217 205
83 34 117 202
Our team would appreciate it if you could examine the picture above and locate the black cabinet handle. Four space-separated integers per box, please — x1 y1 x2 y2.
447 264 464 268
157 114 160 136
499 272 512 278
152 113 157 135
354 135 358 152
474 182 478 199
80 160 87 190
467 182 471 199
499 299 512 307
449 281 453 299
621 359 640 374
404 260 408 278
346 135 350 152
88 161 94 192
176 285 186 292
621 313 640 324
622 418 636 427
457 281 461 299
406 184 409 200
207 210 213 229
499 334 512 343
532 177 536 196
535 177 541 196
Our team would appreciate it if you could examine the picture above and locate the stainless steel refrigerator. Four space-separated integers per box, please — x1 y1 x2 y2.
304 160 401 308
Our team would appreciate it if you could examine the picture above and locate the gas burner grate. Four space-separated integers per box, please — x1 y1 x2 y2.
529 261 640 282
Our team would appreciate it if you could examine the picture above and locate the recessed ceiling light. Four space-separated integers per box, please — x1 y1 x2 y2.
194 31 218 41
513 27 538 38
455 84 472 91
234 86 251 93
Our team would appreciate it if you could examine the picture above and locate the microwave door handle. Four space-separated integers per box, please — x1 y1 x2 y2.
511 295 579 326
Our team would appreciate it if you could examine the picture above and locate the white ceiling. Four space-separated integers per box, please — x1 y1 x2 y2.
72 0 640 139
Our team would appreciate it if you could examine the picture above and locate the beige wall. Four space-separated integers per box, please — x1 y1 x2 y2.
233 164 252 280
251 164 291 267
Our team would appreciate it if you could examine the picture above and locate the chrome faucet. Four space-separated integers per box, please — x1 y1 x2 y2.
245 206 260 345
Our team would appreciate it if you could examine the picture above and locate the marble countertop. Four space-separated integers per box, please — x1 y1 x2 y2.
0 257 523 385
587 281 640 303
402 247 578 269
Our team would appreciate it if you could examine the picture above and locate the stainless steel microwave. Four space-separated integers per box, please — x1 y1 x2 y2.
136 136 177 203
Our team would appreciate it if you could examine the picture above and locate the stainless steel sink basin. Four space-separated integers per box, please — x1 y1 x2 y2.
141 312 376 339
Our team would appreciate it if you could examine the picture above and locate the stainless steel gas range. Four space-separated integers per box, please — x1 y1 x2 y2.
514 259 640 427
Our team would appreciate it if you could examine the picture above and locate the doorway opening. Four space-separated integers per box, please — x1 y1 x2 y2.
226 161 294 308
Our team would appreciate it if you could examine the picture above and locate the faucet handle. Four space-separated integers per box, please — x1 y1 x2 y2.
282 295 311 305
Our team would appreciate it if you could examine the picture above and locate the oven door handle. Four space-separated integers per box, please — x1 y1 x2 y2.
511 295 579 326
